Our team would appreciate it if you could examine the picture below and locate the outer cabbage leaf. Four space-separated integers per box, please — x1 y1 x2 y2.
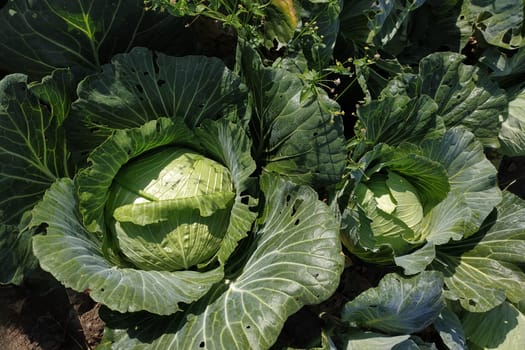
31 178 224 315
419 127 501 242
337 332 411 350
431 191 525 312
463 301 525 349
69 47 247 154
341 271 445 335
382 52 507 148
97 174 344 349
357 94 439 146
238 43 346 187
0 0 190 80
0 70 75 225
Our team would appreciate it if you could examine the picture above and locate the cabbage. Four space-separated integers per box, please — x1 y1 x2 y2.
105 147 235 271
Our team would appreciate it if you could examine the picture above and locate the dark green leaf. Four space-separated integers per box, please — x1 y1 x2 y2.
0 72 74 225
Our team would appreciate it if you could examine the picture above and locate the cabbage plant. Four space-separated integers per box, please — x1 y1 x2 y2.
0 43 346 348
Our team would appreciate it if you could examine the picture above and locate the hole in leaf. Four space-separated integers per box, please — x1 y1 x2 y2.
294 219 300 225
313 132 318 137
143 71 149 76
199 341 205 348
135 84 144 93
459 15 465 20
312 272 319 278
468 299 477 306
502 29 512 45
198 103 205 108
156 122 162 133
36 223 49 235
157 79 166 87
100 288 105 292
456 94 461 99
246 325 251 329
286 195 291 203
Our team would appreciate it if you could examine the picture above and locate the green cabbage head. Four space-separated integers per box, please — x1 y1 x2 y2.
105 147 235 271
341 129 501 273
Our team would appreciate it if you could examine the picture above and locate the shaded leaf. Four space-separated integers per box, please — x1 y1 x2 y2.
341 271 445 334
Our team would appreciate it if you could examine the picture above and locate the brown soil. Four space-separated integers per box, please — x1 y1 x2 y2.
0 284 104 350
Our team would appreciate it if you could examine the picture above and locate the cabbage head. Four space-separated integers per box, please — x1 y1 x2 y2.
105 147 235 271
341 128 502 273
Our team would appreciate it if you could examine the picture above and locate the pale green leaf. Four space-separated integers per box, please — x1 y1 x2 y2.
32 178 224 315
420 127 501 243
499 86 525 156
431 191 525 312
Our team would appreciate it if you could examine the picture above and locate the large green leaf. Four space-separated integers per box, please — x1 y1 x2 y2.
418 52 507 148
0 0 190 80
431 191 525 312
0 70 74 225
382 52 507 148
418 127 501 243
358 94 439 146
32 178 225 315
341 271 445 335
433 307 467 350
338 0 426 54
463 301 525 349
69 47 247 154
98 174 344 349
238 43 346 187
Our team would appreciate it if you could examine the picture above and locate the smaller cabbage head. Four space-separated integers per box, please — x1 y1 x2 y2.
354 171 425 256
104 147 235 271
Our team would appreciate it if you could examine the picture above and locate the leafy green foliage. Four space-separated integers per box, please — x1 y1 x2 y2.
1 0 525 349
0 0 190 80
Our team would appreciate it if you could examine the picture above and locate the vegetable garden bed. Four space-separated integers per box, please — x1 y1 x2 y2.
1 1 525 349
